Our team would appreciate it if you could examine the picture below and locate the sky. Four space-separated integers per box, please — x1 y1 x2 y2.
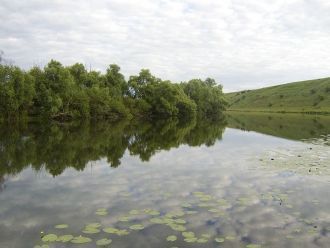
1 0 330 92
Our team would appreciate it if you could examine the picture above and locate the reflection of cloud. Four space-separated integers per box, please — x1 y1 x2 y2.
1 1 330 91
1 128 330 247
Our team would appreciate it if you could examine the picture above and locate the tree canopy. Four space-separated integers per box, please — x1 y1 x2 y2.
0 60 227 121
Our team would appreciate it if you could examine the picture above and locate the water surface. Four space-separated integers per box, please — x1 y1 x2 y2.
0 113 329 248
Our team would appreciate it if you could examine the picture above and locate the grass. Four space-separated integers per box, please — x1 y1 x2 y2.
225 77 330 114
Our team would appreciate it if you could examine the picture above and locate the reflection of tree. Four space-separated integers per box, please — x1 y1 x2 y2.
0 176 6 192
226 112 330 142
0 117 226 177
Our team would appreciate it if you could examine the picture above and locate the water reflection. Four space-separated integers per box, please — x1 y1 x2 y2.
226 112 330 142
0 117 226 177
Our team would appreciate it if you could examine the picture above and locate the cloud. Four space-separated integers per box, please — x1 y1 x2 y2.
0 0 330 91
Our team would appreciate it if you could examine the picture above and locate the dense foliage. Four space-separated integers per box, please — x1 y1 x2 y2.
0 60 226 121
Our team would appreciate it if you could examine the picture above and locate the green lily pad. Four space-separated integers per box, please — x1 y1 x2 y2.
96 238 112 246
197 238 208 243
57 235 74 242
42 234 57 242
166 235 177 241
129 224 144 230
95 209 108 216
82 227 100 234
118 216 130 222
226 236 236 240
129 210 139 215
168 224 186 232
86 223 102 229
246 244 261 248
54 224 68 229
215 237 225 243
71 236 92 244
182 232 195 238
103 227 129 236
184 237 198 243
103 227 119 234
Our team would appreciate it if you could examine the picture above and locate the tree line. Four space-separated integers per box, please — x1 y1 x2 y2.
0 60 227 121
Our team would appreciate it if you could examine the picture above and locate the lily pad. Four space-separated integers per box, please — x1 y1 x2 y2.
246 244 261 248
182 232 195 238
57 234 74 242
96 238 112 246
215 237 225 243
55 224 68 229
129 224 144 230
95 209 108 216
166 235 177 241
82 227 100 234
42 234 57 242
71 236 92 244
86 223 102 229
197 238 208 243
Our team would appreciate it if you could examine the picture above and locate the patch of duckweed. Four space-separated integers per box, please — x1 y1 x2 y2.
166 235 177 241
54 224 68 229
96 238 112 246
41 234 57 242
71 236 92 244
57 235 74 242
129 224 145 230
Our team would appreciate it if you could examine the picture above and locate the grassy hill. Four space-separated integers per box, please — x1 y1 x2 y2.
225 77 330 114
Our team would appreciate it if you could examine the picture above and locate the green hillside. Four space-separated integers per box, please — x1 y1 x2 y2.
225 77 330 114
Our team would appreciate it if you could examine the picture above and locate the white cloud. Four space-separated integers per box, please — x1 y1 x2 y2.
1 0 330 91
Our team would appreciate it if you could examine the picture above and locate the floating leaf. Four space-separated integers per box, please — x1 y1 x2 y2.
129 210 139 215
246 244 261 248
118 216 130 222
197 238 208 243
215 237 225 242
103 227 119 234
42 234 57 242
96 238 112 246
71 236 92 244
57 235 74 242
86 223 102 229
82 227 100 234
182 232 195 238
95 209 108 216
184 237 198 243
129 224 144 230
55 224 68 229
225 236 236 240
166 235 177 241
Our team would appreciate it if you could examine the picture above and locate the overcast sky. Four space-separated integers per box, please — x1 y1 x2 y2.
1 0 330 92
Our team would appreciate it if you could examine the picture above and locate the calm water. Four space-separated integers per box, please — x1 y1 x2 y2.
0 113 330 248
